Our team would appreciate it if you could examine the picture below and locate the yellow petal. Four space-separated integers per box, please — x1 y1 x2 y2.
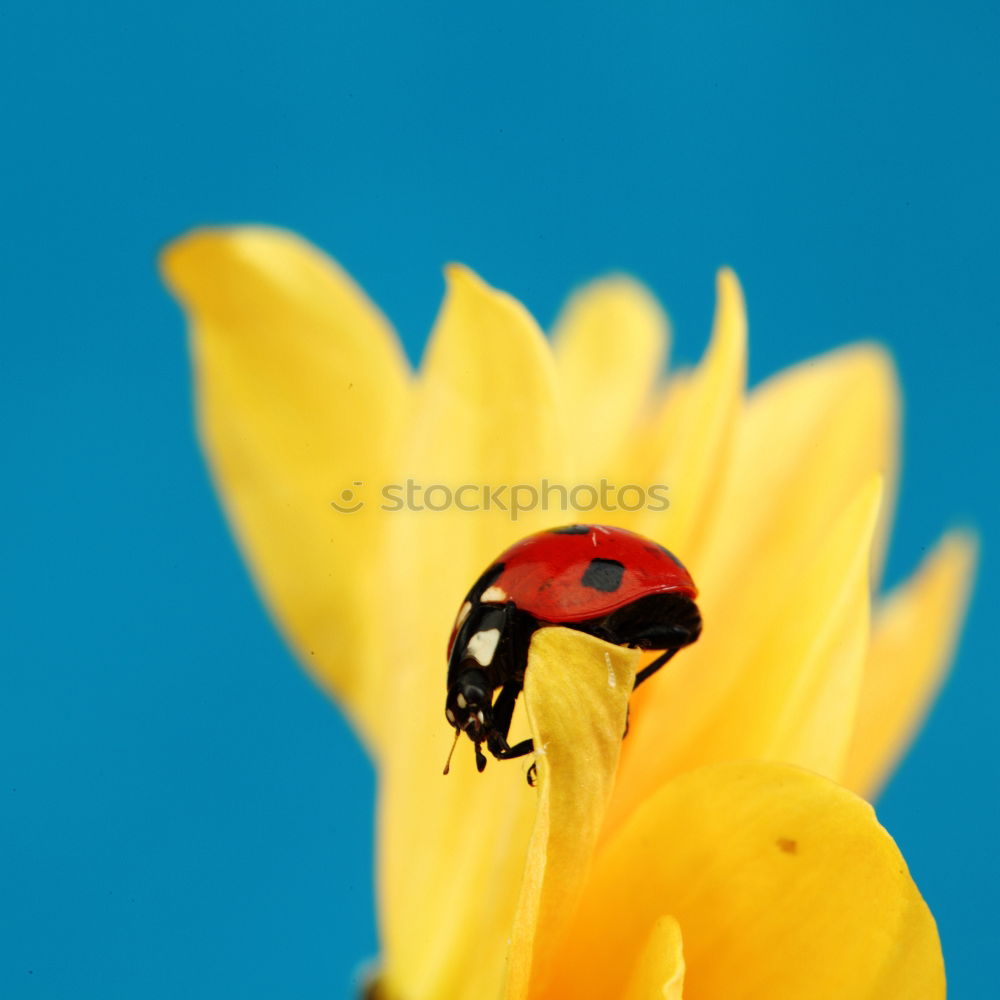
630 268 746 559
609 345 898 822
698 343 899 613
842 530 978 797
554 761 945 1000
552 276 669 481
505 629 640 1000
610 478 881 833
160 227 410 750
622 916 686 1000
377 267 567 1000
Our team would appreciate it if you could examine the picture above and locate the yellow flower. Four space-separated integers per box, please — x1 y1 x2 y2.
162 226 975 1000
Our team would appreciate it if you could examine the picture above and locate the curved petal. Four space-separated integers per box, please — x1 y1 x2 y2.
697 343 899 615
842 530 977 797
160 226 410 750
623 916 686 1000
610 478 881 833
608 344 898 823
377 267 567 1000
630 268 747 559
552 762 945 1000
506 629 640 1000
552 276 669 482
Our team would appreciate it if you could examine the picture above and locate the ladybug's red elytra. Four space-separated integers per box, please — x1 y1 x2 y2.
443 523 702 777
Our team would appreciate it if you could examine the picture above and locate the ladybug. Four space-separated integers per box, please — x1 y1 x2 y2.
443 523 702 776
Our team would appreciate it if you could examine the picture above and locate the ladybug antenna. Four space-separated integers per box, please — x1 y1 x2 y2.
442 728 461 776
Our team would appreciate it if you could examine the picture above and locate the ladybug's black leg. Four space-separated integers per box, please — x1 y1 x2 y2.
485 680 523 760
495 737 534 760
487 681 535 762
634 647 680 687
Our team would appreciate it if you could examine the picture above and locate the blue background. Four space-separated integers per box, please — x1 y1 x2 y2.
2 1 995 996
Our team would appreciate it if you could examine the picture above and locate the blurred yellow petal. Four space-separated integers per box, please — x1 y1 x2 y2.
698 343 898 610
611 478 881 832
552 276 668 481
631 268 746 559
843 530 977 797
555 761 944 1000
622 916 686 1000
377 266 567 1000
611 346 897 817
160 226 410 749
506 629 639 1000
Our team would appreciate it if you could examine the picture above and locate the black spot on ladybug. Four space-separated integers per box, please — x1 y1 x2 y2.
665 548 687 570
648 542 687 571
581 558 626 592
552 524 591 535
469 562 505 600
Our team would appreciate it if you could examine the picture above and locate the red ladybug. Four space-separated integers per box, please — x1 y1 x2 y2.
443 523 702 776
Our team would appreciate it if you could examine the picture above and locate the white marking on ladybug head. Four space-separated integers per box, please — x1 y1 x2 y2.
456 692 468 709
446 708 456 724
477 710 485 724
455 600 472 629
466 627 501 666
481 585 507 604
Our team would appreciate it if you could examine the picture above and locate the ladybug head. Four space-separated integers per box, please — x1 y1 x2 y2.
443 602 514 774
443 667 495 775
445 668 492 742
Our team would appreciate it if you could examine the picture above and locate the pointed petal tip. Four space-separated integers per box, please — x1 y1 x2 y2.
708 267 748 371
832 340 901 395
160 224 282 279
158 224 329 312
442 260 478 287
788 342 901 428
578 271 660 302
714 266 745 321
838 338 895 368
442 262 517 313
843 526 978 798
158 228 204 298
553 272 669 347
436 263 548 354
939 525 980 567
715 264 744 300
913 525 979 618
929 524 979 625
